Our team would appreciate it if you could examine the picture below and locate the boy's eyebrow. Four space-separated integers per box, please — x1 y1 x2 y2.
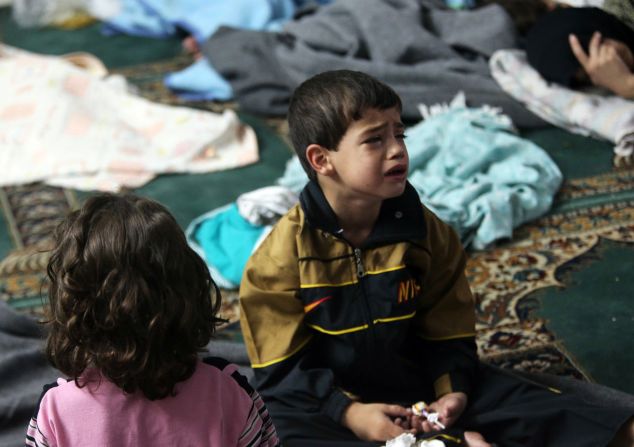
359 121 405 136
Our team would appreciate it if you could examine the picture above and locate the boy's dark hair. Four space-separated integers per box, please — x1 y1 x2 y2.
288 70 402 181
45 193 223 400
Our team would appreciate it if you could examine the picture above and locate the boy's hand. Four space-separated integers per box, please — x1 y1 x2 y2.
342 402 413 441
415 392 468 433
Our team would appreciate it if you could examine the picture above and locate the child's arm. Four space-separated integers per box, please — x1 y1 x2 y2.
415 392 468 433
26 382 60 447
239 221 353 425
217 363 280 447
569 32 634 99
342 402 413 441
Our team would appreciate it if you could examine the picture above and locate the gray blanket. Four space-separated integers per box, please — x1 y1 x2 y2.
0 302 58 447
202 0 544 127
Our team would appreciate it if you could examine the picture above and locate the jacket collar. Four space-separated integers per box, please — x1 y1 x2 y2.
299 180 426 248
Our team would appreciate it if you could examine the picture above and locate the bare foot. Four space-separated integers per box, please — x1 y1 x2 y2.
464 431 492 447
182 36 203 60
182 36 199 53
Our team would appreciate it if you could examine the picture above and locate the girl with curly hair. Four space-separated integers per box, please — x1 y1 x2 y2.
25 193 279 447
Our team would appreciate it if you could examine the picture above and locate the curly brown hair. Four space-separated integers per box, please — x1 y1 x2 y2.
45 193 223 400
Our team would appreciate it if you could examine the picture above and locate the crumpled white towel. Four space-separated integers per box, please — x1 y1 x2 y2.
490 49 634 163
236 186 298 226
384 433 446 447
0 44 259 191
557 0 603 6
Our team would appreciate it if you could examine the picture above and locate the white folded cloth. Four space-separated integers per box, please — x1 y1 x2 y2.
236 186 298 226
490 49 634 165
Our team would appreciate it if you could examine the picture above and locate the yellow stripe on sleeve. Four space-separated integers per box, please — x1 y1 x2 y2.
365 265 406 275
373 311 416 324
308 311 416 336
418 332 477 341
300 279 358 289
307 323 369 335
251 336 314 368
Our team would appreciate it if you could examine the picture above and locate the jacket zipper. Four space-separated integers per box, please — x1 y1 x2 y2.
352 247 377 360
353 248 365 278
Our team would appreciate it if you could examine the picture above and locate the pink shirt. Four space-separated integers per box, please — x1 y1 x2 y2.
26 358 278 447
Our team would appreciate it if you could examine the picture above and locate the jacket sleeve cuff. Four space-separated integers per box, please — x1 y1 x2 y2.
322 389 354 423
434 371 473 399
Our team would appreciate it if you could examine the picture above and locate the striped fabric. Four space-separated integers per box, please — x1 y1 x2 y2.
490 49 634 160
238 392 278 446
25 419 48 447
229 366 279 447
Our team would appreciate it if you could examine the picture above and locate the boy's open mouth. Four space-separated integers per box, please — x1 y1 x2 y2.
384 165 407 177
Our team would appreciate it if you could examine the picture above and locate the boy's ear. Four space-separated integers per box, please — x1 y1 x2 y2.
305 144 334 176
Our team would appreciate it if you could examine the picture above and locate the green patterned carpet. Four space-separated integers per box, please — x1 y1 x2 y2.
468 167 634 390
1 6 633 395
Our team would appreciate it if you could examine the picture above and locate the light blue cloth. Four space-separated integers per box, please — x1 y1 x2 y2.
277 156 309 193
164 58 233 101
186 204 268 288
101 0 173 37
103 0 297 41
102 0 331 101
444 0 476 9
405 106 561 248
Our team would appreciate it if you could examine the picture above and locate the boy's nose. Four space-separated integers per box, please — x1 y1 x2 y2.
388 140 406 159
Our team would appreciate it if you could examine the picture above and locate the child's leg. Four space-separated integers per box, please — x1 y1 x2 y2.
461 363 633 447
265 400 377 446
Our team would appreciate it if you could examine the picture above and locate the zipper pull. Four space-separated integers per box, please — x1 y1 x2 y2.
353 248 365 278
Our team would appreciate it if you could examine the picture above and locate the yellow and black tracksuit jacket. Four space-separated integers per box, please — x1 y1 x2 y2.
239 181 477 424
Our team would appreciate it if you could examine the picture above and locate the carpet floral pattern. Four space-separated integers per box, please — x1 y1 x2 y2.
469 167 634 378
469 209 634 379
0 185 74 315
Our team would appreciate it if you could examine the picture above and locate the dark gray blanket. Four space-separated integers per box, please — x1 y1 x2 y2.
0 302 57 447
202 0 544 127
